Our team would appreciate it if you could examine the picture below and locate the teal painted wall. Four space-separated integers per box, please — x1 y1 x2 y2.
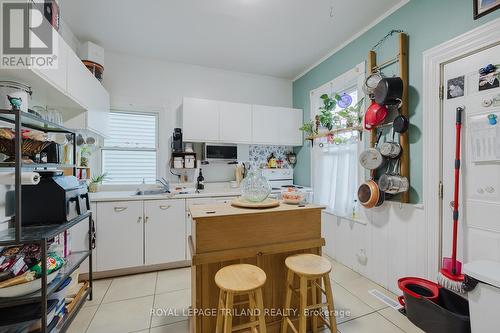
293 0 500 203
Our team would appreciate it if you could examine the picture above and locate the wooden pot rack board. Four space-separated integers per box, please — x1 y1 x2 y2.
368 32 410 203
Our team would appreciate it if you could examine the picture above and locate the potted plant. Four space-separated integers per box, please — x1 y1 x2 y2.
88 172 108 193
79 145 92 167
299 120 316 137
318 93 341 130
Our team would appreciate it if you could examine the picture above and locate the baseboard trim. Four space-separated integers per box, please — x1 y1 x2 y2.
78 260 191 281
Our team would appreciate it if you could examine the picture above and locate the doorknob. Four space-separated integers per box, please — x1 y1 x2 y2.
137 216 143 223
145 216 149 223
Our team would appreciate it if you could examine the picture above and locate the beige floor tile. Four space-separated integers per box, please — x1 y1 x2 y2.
155 268 190 295
379 307 425 333
340 276 397 310
331 281 376 324
150 320 190 333
84 279 113 307
66 305 98 333
103 272 157 303
86 295 154 333
151 289 191 328
338 312 404 333
329 261 361 285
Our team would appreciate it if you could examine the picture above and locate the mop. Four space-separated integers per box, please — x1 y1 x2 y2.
437 106 465 293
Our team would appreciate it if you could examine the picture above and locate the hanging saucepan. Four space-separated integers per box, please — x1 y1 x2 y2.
359 132 385 170
378 160 409 195
357 180 380 208
379 130 402 159
363 72 384 98
374 77 403 106
364 100 388 130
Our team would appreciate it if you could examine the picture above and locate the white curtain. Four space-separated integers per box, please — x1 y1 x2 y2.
309 63 364 217
312 142 358 217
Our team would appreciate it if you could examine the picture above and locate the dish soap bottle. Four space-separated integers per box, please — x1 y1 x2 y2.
197 169 205 190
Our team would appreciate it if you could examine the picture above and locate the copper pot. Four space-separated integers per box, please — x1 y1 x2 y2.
357 180 380 208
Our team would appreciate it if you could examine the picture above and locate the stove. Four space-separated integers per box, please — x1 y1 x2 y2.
261 169 313 199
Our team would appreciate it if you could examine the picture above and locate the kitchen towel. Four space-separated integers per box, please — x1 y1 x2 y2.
0 172 40 185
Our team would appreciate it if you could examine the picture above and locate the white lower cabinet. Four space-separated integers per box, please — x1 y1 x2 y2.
144 199 186 265
96 201 144 271
69 203 97 274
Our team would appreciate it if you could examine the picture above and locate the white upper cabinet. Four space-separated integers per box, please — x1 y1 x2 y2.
252 105 281 144
34 33 68 92
279 107 303 146
183 97 220 142
219 101 252 143
252 105 303 146
66 45 110 136
182 98 303 146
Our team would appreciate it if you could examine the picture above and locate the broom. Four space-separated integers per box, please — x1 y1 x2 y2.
437 106 465 293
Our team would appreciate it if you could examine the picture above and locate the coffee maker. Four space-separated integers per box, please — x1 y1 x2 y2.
172 128 183 152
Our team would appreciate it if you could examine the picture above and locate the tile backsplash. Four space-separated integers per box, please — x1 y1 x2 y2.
248 145 293 170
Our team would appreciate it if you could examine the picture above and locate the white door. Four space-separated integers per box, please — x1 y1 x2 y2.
442 43 500 265
96 201 144 271
219 101 252 143
183 97 220 142
144 199 186 265
252 105 281 144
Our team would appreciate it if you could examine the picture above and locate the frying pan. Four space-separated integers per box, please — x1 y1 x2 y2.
393 112 409 134
374 77 403 105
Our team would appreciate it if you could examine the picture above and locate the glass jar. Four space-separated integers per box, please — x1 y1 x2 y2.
240 170 271 202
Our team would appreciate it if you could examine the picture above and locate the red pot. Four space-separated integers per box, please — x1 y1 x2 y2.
397 277 441 307
364 100 388 130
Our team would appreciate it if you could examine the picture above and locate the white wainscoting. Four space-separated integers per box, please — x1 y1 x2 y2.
322 202 426 295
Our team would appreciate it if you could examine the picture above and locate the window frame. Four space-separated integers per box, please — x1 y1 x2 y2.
309 62 366 216
100 109 160 185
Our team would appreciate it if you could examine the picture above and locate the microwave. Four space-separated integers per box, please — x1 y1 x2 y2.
204 143 238 161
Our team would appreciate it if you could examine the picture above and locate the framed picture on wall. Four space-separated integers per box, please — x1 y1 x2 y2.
474 0 500 19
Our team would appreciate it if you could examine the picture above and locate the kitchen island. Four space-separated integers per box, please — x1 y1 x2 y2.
189 202 325 333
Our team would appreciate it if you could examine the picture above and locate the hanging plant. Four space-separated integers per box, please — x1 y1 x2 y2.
336 97 365 128
318 93 341 130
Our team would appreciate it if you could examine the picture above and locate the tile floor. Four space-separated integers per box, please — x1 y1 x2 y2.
68 258 424 333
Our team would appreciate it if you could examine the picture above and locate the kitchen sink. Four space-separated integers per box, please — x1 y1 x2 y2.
134 189 171 196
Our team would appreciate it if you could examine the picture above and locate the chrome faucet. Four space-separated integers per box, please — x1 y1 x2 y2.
156 178 170 193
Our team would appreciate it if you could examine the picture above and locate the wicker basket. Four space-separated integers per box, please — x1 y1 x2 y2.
0 138 52 162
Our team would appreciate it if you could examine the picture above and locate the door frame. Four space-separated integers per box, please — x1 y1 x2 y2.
422 17 500 280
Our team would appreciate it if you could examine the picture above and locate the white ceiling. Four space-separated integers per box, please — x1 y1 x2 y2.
61 0 405 79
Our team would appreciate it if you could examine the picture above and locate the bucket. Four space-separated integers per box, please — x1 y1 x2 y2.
398 277 440 305
398 277 470 333
0 81 32 112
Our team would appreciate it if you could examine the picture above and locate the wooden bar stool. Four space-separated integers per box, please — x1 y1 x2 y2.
215 264 268 333
281 254 337 333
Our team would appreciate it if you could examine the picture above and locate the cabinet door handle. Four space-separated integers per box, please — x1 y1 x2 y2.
114 207 127 212
159 205 171 210
137 216 143 223
145 216 149 223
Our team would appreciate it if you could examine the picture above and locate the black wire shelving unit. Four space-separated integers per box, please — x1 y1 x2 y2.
0 108 93 333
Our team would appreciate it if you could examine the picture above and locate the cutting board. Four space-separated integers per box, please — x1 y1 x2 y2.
231 197 280 208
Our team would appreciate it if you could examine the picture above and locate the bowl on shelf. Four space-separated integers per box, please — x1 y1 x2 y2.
281 188 306 205
0 271 58 298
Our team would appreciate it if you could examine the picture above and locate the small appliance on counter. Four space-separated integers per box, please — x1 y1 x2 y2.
21 170 89 225
172 128 183 152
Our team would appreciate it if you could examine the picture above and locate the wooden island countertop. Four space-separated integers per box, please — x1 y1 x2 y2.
189 202 325 333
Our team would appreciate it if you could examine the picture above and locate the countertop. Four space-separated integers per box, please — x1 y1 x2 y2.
89 183 242 202
189 202 325 219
